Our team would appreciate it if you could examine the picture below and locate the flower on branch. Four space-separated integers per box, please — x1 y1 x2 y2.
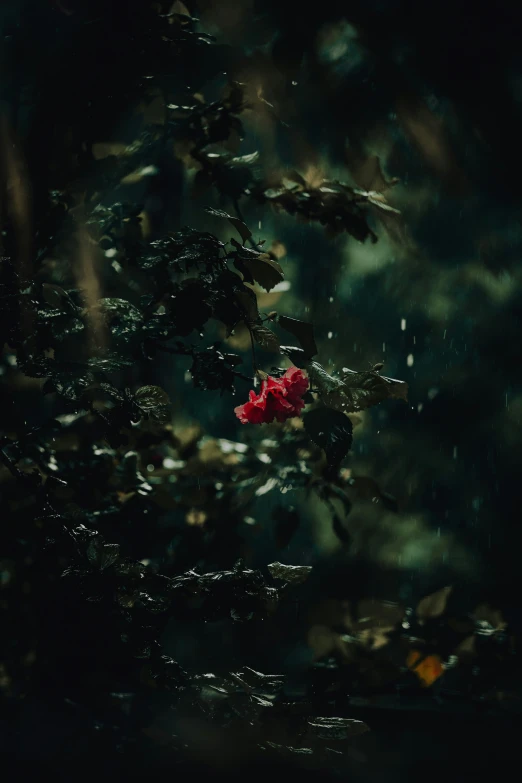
234 367 309 424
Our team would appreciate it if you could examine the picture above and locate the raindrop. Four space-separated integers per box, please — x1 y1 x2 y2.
401 318 406 331
407 354 414 367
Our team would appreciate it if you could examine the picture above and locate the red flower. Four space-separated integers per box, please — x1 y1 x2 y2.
234 367 309 424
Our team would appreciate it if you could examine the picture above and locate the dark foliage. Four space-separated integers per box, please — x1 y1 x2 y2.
1 0 521 779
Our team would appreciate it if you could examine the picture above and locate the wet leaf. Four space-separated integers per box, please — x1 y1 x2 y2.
303 407 353 467
86 539 121 570
93 298 144 342
309 362 408 412
134 385 171 422
235 288 260 322
190 346 241 392
239 254 284 292
87 356 133 372
205 206 252 244
278 317 317 359
267 562 312 584
250 323 280 352
41 284 78 312
307 717 369 740
48 371 95 401
134 385 170 409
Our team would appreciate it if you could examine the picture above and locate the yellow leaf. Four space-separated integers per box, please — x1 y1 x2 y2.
406 649 444 687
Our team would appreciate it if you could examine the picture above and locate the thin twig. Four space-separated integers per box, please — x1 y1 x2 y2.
248 327 258 375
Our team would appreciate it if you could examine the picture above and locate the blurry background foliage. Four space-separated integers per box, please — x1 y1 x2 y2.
1 0 522 780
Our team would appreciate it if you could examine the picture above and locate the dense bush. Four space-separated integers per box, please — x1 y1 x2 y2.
1 1 522 779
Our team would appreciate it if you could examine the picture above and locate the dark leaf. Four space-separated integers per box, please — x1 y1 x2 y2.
134 385 171 411
87 356 134 372
205 206 252 244
230 151 260 166
263 742 313 757
279 317 317 359
267 562 312 585
306 717 369 740
41 284 78 312
93 298 144 342
279 345 308 367
86 539 121 570
250 323 280 352
48 371 96 401
237 253 284 292
116 451 153 494
235 288 260 322
303 407 353 467
333 367 409 412
309 362 408 412
307 362 344 394
190 346 241 392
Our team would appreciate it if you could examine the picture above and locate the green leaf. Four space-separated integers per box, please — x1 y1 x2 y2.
278 317 317 358
328 367 408 412
307 717 369 740
205 206 252 244
239 254 284 292
250 323 280 352
93 298 144 342
303 406 353 467
86 539 121 570
279 345 308 367
308 362 408 412
267 562 312 585
50 371 95 401
234 288 260 322
230 151 260 166
87 356 133 372
134 385 170 409
307 361 344 393
134 385 171 422
41 284 78 312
